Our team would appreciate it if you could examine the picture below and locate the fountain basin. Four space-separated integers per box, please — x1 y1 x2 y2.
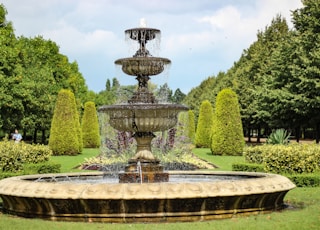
99 103 188 132
115 57 171 76
0 171 295 223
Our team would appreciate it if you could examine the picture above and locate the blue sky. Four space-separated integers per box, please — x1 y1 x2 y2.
1 0 303 94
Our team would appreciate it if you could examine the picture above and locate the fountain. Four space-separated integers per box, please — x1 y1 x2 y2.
0 22 295 223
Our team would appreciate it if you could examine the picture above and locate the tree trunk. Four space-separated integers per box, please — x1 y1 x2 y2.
33 129 38 143
295 126 300 143
257 126 261 143
42 130 46 144
247 127 251 143
316 122 320 144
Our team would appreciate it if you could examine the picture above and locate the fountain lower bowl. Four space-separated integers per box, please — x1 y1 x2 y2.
0 171 295 223
99 103 188 132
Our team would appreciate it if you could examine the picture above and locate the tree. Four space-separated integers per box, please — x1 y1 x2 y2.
211 88 244 156
172 88 186 103
49 89 81 155
106 79 111 91
156 83 173 102
81 101 100 148
291 0 320 142
230 15 290 141
0 4 19 132
195 100 213 148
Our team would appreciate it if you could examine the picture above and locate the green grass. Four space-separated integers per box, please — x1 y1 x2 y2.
192 148 245 170
48 148 99 172
1 148 320 230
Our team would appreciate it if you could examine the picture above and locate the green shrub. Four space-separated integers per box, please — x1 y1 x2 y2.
243 145 265 164
232 162 265 172
81 101 100 148
23 162 61 174
267 128 290 144
244 144 320 174
49 89 81 155
263 144 320 174
195 100 213 148
0 140 52 173
211 88 244 156
288 173 320 187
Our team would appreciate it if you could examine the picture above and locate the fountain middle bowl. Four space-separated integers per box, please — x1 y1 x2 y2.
99 103 188 132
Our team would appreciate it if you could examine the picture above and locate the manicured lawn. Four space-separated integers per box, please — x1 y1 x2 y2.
0 148 319 230
48 148 99 172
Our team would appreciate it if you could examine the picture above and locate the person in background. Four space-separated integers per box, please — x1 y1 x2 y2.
12 129 22 143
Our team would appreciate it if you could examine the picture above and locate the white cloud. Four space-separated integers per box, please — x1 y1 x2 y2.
0 0 304 93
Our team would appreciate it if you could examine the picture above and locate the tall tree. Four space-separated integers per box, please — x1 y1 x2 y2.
230 15 290 141
291 0 320 142
0 4 19 132
172 88 186 103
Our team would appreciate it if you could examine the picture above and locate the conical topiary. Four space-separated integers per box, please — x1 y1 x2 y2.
81 101 100 148
211 88 244 155
195 100 214 148
49 89 81 155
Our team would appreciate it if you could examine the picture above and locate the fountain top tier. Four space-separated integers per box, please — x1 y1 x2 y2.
125 27 160 57
115 25 172 104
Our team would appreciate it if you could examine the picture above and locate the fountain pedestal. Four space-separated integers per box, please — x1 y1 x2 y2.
119 131 169 183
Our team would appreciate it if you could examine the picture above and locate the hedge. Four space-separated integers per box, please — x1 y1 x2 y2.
0 139 52 173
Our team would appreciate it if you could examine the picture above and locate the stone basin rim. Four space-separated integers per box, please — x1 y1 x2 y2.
0 171 296 199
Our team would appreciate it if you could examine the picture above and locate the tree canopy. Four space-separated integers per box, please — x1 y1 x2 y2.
0 4 89 142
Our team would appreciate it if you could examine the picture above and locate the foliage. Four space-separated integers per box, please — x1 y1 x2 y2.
48 89 81 155
244 144 320 174
211 89 244 155
81 139 213 170
243 145 264 164
176 111 188 138
22 162 61 175
183 5 320 142
263 144 320 174
266 128 291 144
194 100 213 148
0 139 52 173
0 5 89 142
288 173 320 187
183 72 231 118
232 162 265 172
81 101 100 148
172 88 186 103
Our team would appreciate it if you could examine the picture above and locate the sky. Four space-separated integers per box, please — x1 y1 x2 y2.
1 0 303 94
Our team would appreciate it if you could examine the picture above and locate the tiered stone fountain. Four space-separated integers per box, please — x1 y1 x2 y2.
99 25 188 183
0 23 295 223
